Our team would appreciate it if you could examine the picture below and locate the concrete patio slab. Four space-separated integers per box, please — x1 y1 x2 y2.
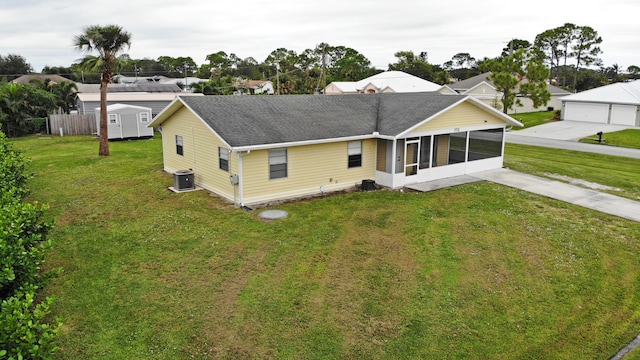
405 175 482 192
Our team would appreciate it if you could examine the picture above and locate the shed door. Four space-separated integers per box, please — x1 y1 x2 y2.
610 104 637 126
121 113 139 138
564 102 609 124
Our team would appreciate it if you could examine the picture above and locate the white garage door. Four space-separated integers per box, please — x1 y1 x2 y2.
563 102 609 124
610 104 638 126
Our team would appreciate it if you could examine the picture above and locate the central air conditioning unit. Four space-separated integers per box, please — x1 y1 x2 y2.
361 179 376 191
173 170 195 191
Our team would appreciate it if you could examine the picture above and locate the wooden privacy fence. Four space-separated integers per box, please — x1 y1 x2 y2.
48 114 96 136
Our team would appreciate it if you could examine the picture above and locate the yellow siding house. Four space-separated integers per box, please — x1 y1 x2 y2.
149 93 522 206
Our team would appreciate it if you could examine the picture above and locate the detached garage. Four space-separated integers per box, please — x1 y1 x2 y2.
96 104 154 140
561 80 640 127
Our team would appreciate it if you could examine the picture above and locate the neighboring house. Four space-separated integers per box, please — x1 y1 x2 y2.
560 80 640 127
77 90 203 116
95 104 154 140
113 75 208 90
148 93 522 206
76 83 183 94
235 80 275 95
12 74 76 85
324 71 442 94
443 72 571 114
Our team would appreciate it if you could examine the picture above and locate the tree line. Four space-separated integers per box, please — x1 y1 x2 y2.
1 22 640 135
0 78 77 137
2 23 638 94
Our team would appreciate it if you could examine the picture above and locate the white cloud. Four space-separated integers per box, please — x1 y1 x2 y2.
1 0 638 73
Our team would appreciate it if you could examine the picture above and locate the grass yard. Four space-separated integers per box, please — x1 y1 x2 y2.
580 128 640 149
504 143 640 201
13 134 640 359
509 111 557 129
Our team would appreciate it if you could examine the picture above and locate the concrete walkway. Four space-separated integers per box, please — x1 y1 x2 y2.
407 168 640 223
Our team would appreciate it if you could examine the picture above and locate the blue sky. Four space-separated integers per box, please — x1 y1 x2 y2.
1 0 638 73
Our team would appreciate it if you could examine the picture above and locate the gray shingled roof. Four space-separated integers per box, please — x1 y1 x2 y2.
108 83 183 93
176 93 467 147
376 93 463 135
450 72 492 91
450 72 571 95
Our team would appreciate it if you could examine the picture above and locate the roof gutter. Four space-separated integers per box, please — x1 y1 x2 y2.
230 133 378 152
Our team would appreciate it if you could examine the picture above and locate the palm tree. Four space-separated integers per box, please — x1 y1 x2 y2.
73 25 131 156
54 81 79 114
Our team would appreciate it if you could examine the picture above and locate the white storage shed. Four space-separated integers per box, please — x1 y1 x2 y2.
95 104 154 140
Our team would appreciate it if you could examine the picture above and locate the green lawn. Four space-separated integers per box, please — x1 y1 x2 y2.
504 143 640 200
509 111 557 129
580 128 640 149
13 134 640 359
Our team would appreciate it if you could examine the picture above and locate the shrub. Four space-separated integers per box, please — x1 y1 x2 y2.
0 191 53 298
0 130 31 198
0 289 61 359
0 129 60 359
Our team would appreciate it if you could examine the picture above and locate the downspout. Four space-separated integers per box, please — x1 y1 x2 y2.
236 151 243 206
237 150 251 207
191 127 197 172
500 126 507 161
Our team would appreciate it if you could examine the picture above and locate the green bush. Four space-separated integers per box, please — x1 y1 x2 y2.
0 191 53 298
0 289 61 359
0 129 60 359
0 130 31 198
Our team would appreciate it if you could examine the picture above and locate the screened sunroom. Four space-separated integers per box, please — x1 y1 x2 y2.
374 127 506 188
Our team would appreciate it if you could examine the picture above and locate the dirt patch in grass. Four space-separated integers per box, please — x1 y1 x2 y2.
319 207 418 353
544 173 622 191
163 241 275 358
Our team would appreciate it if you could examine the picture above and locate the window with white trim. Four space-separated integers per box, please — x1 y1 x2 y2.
176 135 184 156
139 112 149 122
108 114 118 124
219 147 229 171
347 141 362 168
269 148 287 179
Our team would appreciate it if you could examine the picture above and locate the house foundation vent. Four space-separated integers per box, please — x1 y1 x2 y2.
173 170 195 191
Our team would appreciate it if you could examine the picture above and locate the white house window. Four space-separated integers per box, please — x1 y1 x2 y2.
176 135 183 156
219 147 229 171
347 141 362 168
139 112 149 122
108 114 118 124
269 148 287 179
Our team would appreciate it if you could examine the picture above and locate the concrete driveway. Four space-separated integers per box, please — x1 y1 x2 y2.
472 169 640 222
509 120 633 141
406 169 640 223
406 120 640 222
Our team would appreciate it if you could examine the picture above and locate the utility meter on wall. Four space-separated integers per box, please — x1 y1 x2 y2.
229 174 239 185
